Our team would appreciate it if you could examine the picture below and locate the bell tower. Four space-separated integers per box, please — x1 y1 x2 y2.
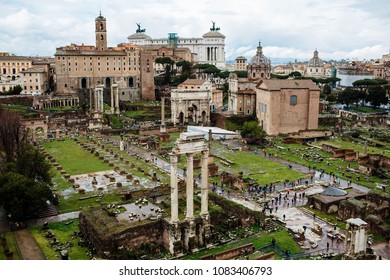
95 11 107 51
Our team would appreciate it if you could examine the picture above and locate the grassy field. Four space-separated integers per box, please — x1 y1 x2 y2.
264 139 386 189
0 232 22 260
182 230 302 260
347 106 388 113
316 138 390 157
57 192 123 213
211 142 304 186
42 139 112 175
29 219 90 260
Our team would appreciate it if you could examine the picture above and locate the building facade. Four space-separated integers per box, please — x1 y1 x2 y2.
171 79 212 126
235 56 247 71
55 13 194 102
256 79 320 135
306 50 325 78
228 42 271 116
0 53 53 95
54 13 148 102
21 67 49 95
127 22 226 68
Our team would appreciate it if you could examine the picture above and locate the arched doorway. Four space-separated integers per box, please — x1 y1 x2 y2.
105 77 111 88
81 78 87 89
188 104 198 123
128 77 134 88
34 126 47 141
179 112 184 124
201 111 207 125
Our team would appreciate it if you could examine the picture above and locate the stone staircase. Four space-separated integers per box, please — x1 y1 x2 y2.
38 204 59 218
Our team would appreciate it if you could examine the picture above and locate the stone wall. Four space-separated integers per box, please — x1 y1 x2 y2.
289 129 332 139
210 112 226 129
338 191 390 236
209 192 262 227
358 154 390 169
0 95 34 106
79 208 164 259
200 243 254 260
221 171 245 190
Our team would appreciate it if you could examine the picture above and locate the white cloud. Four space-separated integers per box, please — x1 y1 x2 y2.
0 0 389 61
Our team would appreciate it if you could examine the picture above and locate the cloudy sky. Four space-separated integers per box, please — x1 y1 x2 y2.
1 0 389 62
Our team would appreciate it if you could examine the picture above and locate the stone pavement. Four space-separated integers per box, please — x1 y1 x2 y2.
13 229 45 260
371 242 390 260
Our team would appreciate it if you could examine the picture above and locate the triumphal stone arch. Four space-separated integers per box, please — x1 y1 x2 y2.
168 132 211 255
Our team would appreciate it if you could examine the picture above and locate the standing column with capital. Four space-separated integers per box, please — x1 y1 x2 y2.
170 154 179 223
186 153 194 220
200 150 209 216
160 97 166 133
94 88 98 111
114 85 119 114
100 88 104 112
110 85 114 114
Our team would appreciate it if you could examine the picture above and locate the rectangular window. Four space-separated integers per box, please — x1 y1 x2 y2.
290 95 297 105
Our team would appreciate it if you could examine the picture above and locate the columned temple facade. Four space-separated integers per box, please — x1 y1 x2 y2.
127 22 226 68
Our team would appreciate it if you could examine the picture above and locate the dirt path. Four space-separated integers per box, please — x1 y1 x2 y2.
13 229 45 260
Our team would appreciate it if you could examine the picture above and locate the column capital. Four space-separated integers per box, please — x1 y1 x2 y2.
170 153 178 164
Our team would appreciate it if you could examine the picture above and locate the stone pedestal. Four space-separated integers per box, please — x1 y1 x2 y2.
159 132 170 142
168 223 182 256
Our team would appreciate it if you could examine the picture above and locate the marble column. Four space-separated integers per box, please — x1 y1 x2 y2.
110 84 114 114
89 89 92 110
94 88 98 111
113 84 119 114
99 88 104 112
160 97 166 133
170 154 179 223
186 153 194 220
201 150 209 216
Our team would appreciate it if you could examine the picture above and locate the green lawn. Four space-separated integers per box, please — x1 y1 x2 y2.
29 219 90 260
0 232 22 260
57 192 123 213
316 138 390 157
182 230 302 260
212 142 304 186
348 106 388 113
265 138 387 189
42 139 112 175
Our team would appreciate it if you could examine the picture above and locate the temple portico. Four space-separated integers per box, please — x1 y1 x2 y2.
168 132 211 255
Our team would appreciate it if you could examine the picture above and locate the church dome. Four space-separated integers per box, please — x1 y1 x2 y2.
249 42 271 67
308 50 323 67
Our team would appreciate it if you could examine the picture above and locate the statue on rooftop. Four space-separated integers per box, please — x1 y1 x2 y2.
136 23 146 33
210 21 220 31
